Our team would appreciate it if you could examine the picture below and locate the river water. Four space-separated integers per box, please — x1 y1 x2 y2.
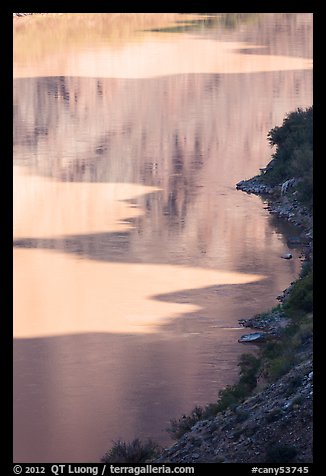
13 13 312 462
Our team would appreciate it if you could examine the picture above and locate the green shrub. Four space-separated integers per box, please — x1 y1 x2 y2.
261 340 283 360
215 381 253 413
261 106 313 208
267 354 295 381
168 406 204 440
284 271 313 316
101 438 160 463
167 352 262 439
202 402 220 419
238 353 261 389
290 319 313 349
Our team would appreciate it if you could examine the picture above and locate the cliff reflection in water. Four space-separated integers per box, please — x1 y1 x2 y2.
14 67 311 271
13 13 312 463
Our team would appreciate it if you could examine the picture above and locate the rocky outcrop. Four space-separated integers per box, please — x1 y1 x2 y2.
236 177 312 235
238 332 267 343
156 357 313 463
239 309 289 336
281 253 293 259
236 177 276 195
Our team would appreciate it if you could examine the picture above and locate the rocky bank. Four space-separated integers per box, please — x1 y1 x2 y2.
236 176 312 258
155 173 313 464
156 357 313 463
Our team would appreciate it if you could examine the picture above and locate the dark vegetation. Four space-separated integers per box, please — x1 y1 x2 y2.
165 106 313 440
166 262 313 440
168 353 261 439
101 439 161 463
284 267 313 317
148 13 260 33
261 107 313 208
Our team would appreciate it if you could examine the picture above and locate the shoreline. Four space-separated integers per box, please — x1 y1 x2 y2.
236 175 313 341
236 176 312 258
13 16 312 461
153 165 313 464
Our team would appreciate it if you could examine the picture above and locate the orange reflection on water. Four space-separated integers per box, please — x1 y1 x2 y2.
14 166 161 238
13 13 312 463
14 248 264 338
13 37 312 80
14 166 264 338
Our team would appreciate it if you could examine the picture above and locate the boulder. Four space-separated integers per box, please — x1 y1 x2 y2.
281 178 296 196
238 332 266 343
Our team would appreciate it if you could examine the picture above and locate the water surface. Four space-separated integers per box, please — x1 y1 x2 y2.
13 13 312 462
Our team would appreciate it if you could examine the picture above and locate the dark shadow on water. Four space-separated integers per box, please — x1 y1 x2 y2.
14 232 132 263
13 302 261 463
141 13 261 34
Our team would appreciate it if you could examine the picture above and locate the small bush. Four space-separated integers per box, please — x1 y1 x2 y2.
290 320 313 349
260 106 313 208
205 354 261 416
202 402 220 419
101 438 160 463
167 354 261 440
261 341 282 360
215 382 251 413
284 270 313 316
168 406 204 440
267 354 295 381
267 107 312 156
266 444 298 463
238 353 261 389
